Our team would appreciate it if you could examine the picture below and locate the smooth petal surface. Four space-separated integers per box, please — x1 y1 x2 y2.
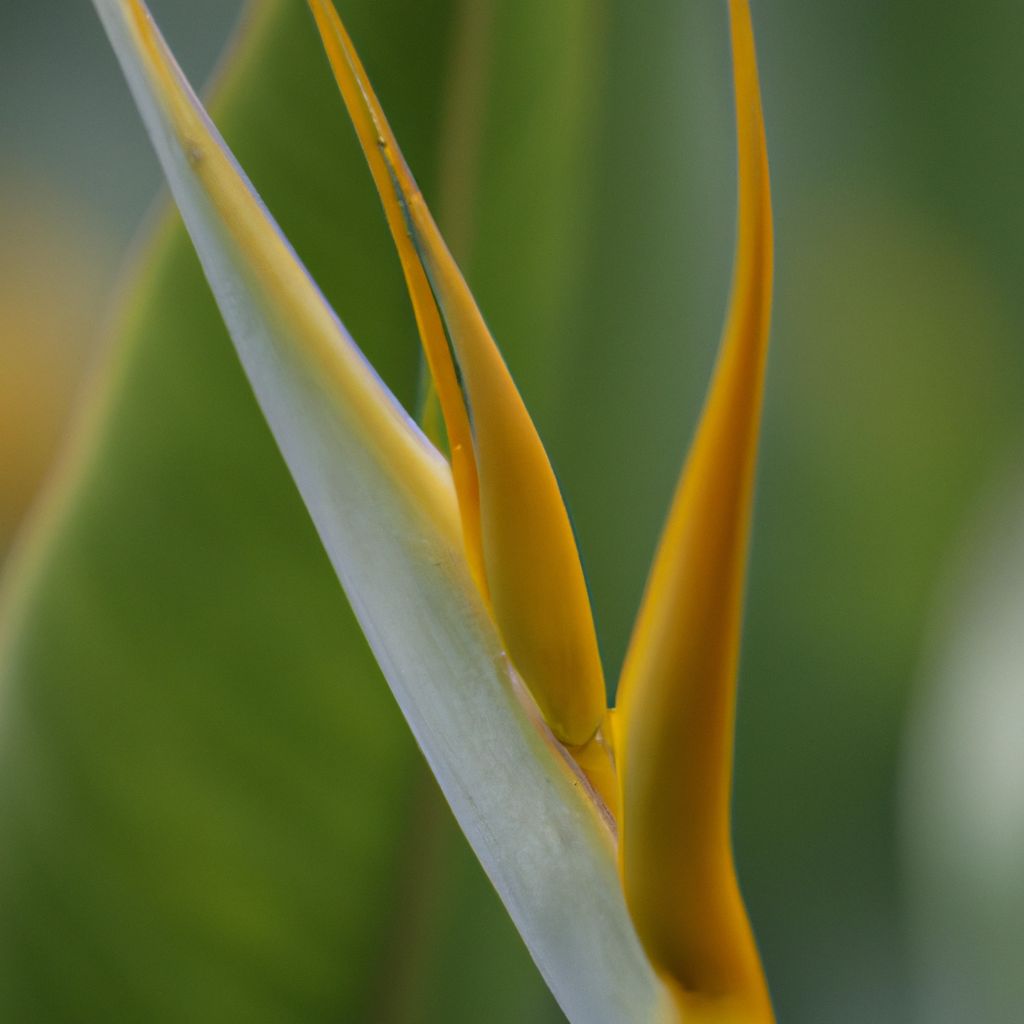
91 2 667 1020
308 0 608 753
615 1 774 1019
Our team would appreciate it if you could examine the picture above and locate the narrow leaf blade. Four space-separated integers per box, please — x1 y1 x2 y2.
91 2 668 1020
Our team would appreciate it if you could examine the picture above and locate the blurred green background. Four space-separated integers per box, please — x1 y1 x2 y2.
1 1 1021 1021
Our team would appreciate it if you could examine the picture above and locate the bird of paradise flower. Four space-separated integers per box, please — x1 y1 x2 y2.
93 0 774 1021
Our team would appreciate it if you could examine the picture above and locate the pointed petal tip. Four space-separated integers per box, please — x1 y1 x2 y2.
306 0 489 589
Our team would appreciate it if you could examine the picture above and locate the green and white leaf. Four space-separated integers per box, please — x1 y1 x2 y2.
91 2 670 1021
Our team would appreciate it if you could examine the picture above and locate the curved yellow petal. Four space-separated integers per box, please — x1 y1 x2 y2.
615 1 774 1020
404 206 608 750
307 0 486 593
308 1 608 755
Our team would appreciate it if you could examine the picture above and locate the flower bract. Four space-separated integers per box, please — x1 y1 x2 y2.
93 1 776 1020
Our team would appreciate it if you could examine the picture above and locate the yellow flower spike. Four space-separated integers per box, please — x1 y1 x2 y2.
309 3 611 769
95 0 784 1014
307 0 487 594
614 0 774 1021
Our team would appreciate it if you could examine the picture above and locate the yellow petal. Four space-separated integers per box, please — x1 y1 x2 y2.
615 1 774 1019
307 0 486 593
309 1 608 753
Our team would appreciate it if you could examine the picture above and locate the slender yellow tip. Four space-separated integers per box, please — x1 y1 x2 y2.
306 0 487 592
309 0 608 754
614 0 774 1018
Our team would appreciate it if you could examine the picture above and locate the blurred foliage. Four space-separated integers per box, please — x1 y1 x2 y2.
903 472 1024 1024
0 190 110 554
1 0 1022 1022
